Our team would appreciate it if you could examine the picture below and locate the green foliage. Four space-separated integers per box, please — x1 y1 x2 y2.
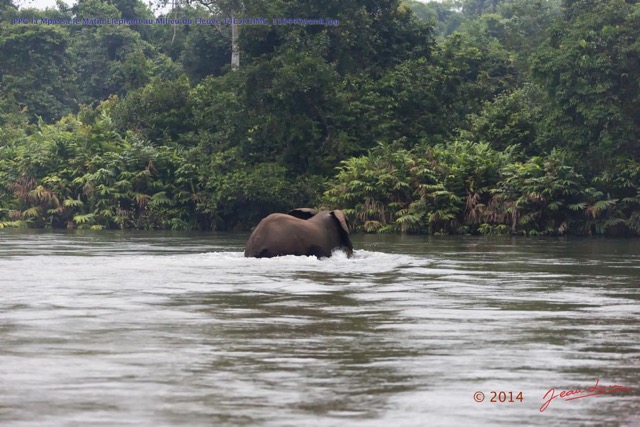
1 0 639 236
70 22 154 104
0 0 178 123
267 0 435 76
324 140 511 234
0 112 207 230
531 0 640 175
325 144 640 236
148 4 231 81
0 25 75 121
403 1 465 36
487 149 586 235
110 75 193 143
464 86 542 154
436 31 516 128
197 147 323 229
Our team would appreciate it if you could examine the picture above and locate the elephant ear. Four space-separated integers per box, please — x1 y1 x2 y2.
330 210 353 251
288 208 318 220
330 210 350 233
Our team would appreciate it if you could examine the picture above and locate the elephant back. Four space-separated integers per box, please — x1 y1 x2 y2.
288 208 318 220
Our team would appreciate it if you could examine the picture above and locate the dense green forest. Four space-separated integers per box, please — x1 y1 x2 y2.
1 0 639 235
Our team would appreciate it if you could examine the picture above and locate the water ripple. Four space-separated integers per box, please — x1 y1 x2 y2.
1 232 638 426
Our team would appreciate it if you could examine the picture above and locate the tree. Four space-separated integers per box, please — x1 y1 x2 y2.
0 25 75 121
69 0 161 104
403 0 464 36
464 85 542 155
462 0 502 17
109 75 193 143
531 0 640 175
159 0 246 71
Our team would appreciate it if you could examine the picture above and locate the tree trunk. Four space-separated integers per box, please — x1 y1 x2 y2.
231 21 239 71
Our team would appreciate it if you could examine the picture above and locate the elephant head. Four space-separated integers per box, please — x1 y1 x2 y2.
244 208 353 258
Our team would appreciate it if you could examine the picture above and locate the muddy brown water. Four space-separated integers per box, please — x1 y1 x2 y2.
1 230 638 426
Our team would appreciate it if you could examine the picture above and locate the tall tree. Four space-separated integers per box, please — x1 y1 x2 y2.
0 25 75 121
165 0 245 71
531 0 640 173
70 0 177 105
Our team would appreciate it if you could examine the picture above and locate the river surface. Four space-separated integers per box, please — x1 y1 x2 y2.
0 230 638 426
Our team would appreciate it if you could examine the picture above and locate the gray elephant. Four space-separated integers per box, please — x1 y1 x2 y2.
244 208 353 258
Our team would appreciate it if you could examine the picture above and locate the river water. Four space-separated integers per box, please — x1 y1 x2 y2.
0 230 638 426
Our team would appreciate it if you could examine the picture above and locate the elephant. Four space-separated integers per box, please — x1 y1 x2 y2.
244 208 353 258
